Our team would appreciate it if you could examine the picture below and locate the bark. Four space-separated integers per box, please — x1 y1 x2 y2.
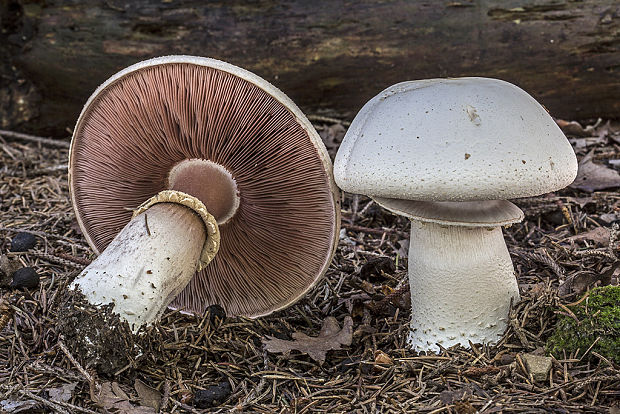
1 0 619 134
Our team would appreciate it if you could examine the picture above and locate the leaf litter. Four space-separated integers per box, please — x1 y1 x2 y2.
0 118 619 412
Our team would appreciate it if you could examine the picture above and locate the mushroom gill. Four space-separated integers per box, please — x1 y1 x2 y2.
70 61 339 317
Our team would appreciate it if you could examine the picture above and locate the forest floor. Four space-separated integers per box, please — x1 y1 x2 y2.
0 118 619 413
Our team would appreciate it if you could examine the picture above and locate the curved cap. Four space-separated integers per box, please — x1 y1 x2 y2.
334 77 578 202
69 55 340 318
373 198 524 227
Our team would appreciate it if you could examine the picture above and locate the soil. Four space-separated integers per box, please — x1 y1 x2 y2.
56 287 136 377
0 118 619 413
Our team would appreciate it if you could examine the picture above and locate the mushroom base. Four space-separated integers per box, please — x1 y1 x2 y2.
57 287 137 376
406 220 520 352
70 201 207 332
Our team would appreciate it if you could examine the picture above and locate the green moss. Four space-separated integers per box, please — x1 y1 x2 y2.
546 286 620 362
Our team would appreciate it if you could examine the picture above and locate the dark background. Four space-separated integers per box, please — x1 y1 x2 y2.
1 0 619 135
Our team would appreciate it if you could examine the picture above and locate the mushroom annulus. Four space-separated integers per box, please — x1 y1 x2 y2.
61 56 340 370
334 77 577 352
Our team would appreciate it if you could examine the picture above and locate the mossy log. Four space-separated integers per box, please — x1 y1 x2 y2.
1 0 619 134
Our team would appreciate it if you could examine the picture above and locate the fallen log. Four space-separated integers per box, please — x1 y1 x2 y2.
1 0 619 134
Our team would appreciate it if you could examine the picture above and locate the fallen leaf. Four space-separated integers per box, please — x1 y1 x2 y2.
374 350 393 365
47 382 77 403
263 316 353 364
91 382 157 414
567 227 611 246
556 119 592 137
598 213 619 224
134 379 161 411
558 262 620 296
570 150 620 192
0 399 38 413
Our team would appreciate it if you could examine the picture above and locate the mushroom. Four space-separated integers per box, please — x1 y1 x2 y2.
67 56 340 333
334 77 577 351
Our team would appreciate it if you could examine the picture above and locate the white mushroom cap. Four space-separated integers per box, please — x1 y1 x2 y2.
334 77 578 202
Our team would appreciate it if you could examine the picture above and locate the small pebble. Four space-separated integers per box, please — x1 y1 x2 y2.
193 381 231 408
11 267 40 289
522 353 552 382
10 232 37 252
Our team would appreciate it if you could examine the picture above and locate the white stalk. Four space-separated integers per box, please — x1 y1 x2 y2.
70 203 206 332
407 220 520 352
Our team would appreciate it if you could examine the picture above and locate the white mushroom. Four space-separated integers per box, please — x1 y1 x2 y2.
334 77 578 352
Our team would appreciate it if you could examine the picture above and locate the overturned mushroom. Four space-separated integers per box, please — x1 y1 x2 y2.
62 56 339 367
334 77 577 351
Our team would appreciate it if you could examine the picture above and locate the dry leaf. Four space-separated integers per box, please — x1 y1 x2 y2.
0 399 38 413
598 213 618 224
570 150 620 192
374 350 393 365
263 316 353 364
567 227 611 246
558 262 619 296
91 381 157 414
556 119 592 137
47 382 77 403
134 379 161 411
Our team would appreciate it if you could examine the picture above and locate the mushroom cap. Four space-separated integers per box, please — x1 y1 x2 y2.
69 55 340 318
334 77 578 202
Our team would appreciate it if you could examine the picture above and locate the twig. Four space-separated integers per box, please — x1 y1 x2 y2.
0 129 71 148
566 291 591 307
343 224 408 238
56 252 92 266
172 398 203 413
557 303 580 324
160 379 171 412
0 227 84 244
30 250 87 269
58 341 94 384
307 114 351 126
572 249 617 261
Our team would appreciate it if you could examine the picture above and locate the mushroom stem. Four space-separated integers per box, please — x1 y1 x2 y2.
70 202 207 332
406 220 520 352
